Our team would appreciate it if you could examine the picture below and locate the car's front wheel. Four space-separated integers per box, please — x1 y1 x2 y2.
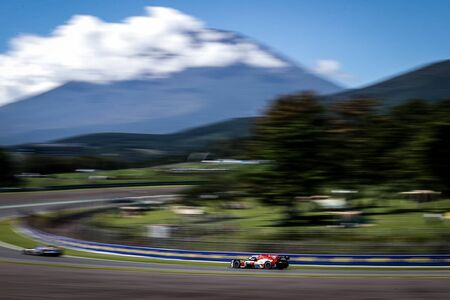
264 261 272 269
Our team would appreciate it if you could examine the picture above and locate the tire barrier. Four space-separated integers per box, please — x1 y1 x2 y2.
19 225 450 267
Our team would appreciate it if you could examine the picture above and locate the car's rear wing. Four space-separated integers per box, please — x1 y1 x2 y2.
278 255 290 260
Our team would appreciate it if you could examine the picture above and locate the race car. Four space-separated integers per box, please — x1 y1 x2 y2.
230 254 289 269
22 245 64 257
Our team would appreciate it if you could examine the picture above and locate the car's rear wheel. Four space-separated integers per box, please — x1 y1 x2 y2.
277 263 289 269
232 260 240 269
264 261 272 269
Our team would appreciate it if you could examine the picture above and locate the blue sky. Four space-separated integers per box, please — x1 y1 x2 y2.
0 0 449 88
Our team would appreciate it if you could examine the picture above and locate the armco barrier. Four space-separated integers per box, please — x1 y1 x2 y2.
19 225 450 267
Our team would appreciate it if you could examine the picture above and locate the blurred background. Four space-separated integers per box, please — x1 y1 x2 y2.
0 0 449 256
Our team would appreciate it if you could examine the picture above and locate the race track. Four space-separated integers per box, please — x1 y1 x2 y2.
0 186 185 219
1 187 449 299
1 263 450 300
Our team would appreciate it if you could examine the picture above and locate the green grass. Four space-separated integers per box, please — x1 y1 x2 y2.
0 220 226 267
18 162 252 188
92 209 179 227
21 166 186 188
0 220 38 249
20 162 248 188
90 198 286 242
90 198 450 248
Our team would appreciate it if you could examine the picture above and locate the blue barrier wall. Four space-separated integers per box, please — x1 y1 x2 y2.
20 225 450 267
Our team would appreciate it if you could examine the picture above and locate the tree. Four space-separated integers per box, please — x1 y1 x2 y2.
249 92 329 219
427 122 450 192
0 149 18 186
328 98 382 184
392 101 450 191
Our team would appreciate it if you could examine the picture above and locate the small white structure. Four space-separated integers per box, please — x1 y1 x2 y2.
201 159 263 164
147 225 172 238
119 206 147 216
296 195 347 209
75 169 96 173
399 190 441 202
171 206 205 215
331 190 358 195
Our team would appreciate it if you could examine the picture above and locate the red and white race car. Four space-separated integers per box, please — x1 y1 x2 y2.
230 254 290 269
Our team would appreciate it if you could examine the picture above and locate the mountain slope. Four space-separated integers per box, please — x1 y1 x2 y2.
55 117 255 153
13 117 256 161
327 60 450 105
0 61 341 145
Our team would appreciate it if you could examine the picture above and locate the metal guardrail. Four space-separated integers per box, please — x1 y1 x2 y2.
19 225 450 267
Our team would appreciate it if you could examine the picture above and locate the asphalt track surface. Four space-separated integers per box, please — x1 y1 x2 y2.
1 187 450 299
0 186 185 219
2 263 450 300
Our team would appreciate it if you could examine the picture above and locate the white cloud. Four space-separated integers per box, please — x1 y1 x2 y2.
313 59 352 82
0 7 287 106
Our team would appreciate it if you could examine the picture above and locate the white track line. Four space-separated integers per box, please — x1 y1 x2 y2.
0 194 177 210
0 240 22 251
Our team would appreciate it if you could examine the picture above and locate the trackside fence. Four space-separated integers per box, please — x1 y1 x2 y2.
19 225 450 267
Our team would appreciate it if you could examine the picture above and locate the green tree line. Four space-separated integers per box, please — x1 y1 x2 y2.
246 93 450 204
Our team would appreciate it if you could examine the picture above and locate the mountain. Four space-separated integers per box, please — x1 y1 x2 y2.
12 59 450 160
16 117 256 161
0 32 342 145
326 60 450 105
56 117 255 152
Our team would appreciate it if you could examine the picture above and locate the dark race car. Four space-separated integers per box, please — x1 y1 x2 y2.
22 246 64 257
231 254 289 269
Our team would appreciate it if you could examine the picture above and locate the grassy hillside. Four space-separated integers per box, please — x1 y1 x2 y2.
327 60 450 105
56 117 254 151
13 117 256 162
